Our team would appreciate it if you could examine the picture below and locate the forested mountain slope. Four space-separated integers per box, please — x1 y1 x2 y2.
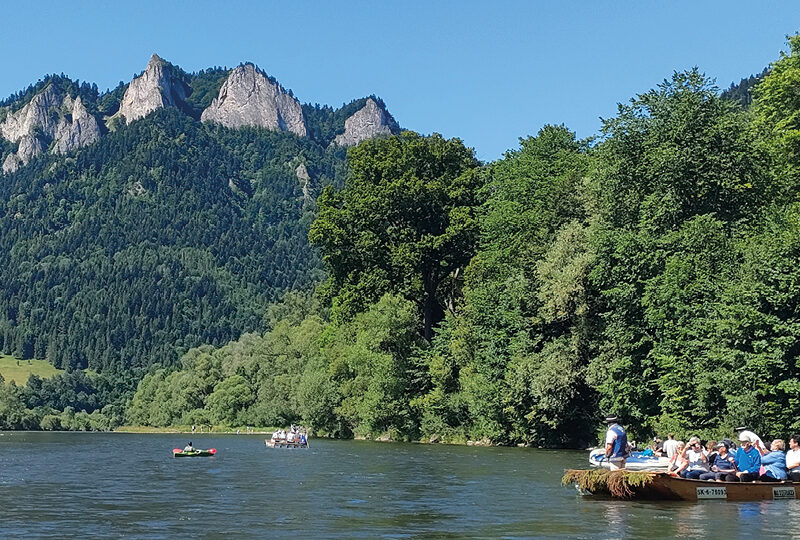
0 55 402 378
0 109 340 370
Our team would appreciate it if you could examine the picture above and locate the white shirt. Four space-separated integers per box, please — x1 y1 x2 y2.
605 428 618 446
686 449 708 470
787 448 800 469
663 439 679 458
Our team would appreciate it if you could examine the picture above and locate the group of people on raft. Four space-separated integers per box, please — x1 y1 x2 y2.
270 424 307 445
603 416 800 482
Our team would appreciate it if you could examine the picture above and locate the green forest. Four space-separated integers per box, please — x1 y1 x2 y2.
2 37 800 448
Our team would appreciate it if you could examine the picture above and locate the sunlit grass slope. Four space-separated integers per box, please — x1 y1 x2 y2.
0 355 63 384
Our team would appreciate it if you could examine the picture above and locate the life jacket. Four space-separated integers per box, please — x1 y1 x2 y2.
609 424 628 458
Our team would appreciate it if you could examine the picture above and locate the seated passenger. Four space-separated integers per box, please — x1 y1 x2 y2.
734 434 761 481
653 437 664 457
721 437 736 451
183 442 195 452
759 439 787 482
704 440 718 466
735 426 765 453
681 437 709 479
787 435 800 482
668 442 688 477
699 442 736 482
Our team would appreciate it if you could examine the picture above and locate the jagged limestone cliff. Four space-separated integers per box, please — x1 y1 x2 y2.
53 96 100 154
201 64 307 137
332 98 399 147
1 55 401 174
1 85 100 173
116 54 189 124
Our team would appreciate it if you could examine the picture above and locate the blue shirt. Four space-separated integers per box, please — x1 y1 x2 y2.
606 424 628 458
734 446 761 474
713 453 736 472
761 451 787 480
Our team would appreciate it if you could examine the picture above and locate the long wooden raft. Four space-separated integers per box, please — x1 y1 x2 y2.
563 469 799 501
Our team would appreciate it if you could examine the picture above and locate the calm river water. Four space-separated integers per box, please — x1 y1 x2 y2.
1 432 798 538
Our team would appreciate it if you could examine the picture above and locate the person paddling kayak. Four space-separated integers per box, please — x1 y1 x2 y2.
183 442 195 452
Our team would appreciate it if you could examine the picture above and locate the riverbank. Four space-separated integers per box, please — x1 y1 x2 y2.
114 425 279 435
115 426 520 447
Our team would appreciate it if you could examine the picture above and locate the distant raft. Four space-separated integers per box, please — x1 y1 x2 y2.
265 438 309 449
266 428 309 449
173 448 217 457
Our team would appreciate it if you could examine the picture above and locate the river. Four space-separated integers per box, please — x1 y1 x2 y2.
0 432 797 538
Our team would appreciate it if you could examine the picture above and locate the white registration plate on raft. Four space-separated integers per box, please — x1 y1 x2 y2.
773 487 796 500
696 487 727 499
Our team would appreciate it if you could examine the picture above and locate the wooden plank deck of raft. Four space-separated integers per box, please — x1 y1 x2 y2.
265 439 308 449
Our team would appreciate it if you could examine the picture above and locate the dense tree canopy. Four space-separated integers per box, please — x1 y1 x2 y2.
4 37 800 445
310 132 482 339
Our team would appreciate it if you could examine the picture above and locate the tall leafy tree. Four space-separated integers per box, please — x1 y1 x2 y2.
587 69 768 437
752 34 800 205
418 125 594 446
309 132 482 340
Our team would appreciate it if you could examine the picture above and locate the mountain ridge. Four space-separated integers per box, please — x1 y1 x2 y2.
0 54 402 174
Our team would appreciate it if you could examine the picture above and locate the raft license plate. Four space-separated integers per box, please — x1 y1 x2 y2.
696 487 727 499
773 487 796 500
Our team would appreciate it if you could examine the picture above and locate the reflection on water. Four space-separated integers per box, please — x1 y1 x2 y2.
0 432 797 538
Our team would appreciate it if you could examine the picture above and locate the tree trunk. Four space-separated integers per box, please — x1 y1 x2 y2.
422 271 444 341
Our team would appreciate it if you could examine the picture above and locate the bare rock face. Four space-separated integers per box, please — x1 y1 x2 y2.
201 64 307 137
2 152 20 174
0 84 63 143
17 134 44 164
117 54 188 124
53 96 101 154
1 85 102 173
332 98 399 147
295 163 312 201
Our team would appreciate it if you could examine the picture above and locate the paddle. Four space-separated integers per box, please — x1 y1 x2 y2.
209 448 217 455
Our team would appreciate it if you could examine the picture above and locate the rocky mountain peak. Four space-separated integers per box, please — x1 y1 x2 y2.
52 96 101 155
332 98 400 147
1 84 100 174
116 53 189 124
201 64 307 137
0 84 63 144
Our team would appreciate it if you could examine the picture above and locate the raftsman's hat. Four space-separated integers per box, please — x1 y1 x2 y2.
605 416 619 424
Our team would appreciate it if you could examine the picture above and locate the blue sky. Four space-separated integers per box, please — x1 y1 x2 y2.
1 1 797 161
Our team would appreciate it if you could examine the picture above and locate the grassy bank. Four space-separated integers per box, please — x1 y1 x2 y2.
0 355 63 384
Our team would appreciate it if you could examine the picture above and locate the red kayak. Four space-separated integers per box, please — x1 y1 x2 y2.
173 448 216 457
